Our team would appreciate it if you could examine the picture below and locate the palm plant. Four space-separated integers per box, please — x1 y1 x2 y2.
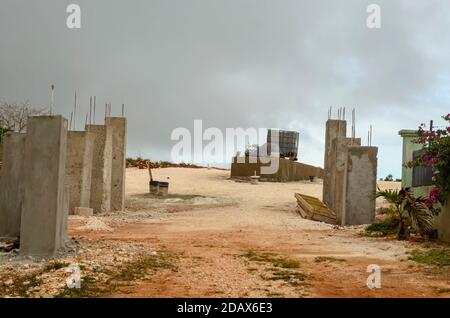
374 188 434 240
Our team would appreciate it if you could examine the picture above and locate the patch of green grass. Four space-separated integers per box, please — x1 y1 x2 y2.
241 250 299 269
263 269 306 287
56 276 108 298
436 287 450 294
376 205 397 216
241 250 274 262
1 261 71 297
10 274 43 298
110 252 176 283
365 217 399 236
43 261 71 272
241 250 306 288
408 249 450 267
314 256 346 263
271 258 300 269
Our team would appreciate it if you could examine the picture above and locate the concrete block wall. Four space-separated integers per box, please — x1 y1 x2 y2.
65 131 94 214
230 156 324 182
0 132 26 238
322 119 377 226
341 146 378 225
323 120 347 208
105 117 127 212
329 137 361 218
86 124 112 214
20 116 68 257
437 196 450 243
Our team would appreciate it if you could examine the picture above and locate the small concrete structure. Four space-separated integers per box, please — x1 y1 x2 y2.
340 146 378 225
231 156 324 182
105 117 127 212
74 207 94 217
322 119 378 226
328 137 361 215
65 131 94 214
0 132 26 238
86 124 112 214
20 116 68 256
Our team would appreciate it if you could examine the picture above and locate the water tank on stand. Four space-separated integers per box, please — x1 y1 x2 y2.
267 129 299 161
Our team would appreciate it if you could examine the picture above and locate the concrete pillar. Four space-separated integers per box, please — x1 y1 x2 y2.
328 137 361 217
86 124 112 213
60 185 70 247
20 116 68 257
323 120 347 206
65 131 94 214
0 133 26 238
341 146 378 225
105 117 127 212
398 130 421 188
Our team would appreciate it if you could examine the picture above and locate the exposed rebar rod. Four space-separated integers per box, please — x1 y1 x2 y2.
89 96 92 125
73 91 77 131
93 96 96 124
50 85 55 115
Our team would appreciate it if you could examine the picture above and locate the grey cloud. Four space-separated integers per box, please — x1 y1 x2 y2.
1 0 450 178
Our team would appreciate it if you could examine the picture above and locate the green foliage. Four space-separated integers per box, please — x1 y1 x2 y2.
241 250 300 269
365 217 399 236
408 248 450 267
374 188 434 240
408 114 450 204
384 174 394 181
0 126 8 141
314 256 347 263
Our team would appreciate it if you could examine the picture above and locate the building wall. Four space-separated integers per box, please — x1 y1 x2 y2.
105 117 127 212
342 146 378 226
86 124 112 214
230 156 324 182
20 116 67 256
65 131 94 214
0 132 26 237
437 197 450 243
323 120 347 208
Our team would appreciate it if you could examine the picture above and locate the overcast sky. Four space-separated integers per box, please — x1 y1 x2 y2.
1 0 450 178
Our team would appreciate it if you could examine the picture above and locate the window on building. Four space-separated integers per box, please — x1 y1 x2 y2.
412 150 433 187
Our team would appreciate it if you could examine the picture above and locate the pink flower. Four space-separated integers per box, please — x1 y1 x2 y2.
425 187 441 207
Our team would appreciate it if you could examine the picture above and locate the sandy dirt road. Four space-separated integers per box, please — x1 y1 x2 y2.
67 168 450 298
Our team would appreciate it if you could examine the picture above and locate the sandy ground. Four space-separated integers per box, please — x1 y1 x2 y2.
1 167 450 298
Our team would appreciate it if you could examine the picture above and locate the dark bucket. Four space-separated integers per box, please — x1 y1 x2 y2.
149 181 159 194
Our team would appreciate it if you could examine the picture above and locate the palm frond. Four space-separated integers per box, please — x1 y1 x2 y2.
402 188 435 234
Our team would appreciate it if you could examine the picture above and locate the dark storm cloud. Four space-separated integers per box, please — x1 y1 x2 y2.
1 0 450 177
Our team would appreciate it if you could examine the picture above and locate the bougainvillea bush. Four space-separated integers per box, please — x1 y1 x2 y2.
407 113 450 211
